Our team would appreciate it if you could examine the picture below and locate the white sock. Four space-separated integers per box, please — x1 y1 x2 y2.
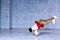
52 16 57 24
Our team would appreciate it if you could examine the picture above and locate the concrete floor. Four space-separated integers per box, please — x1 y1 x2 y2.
0 28 60 40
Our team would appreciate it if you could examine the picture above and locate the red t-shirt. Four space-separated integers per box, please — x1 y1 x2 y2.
35 21 44 30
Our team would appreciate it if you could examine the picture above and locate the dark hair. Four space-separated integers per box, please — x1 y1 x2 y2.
29 28 32 32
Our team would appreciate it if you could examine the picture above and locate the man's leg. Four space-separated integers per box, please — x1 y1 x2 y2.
46 16 57 24
46 17 54 24
38 16 56 25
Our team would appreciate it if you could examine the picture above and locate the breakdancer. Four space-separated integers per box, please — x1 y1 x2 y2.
29 16 57 37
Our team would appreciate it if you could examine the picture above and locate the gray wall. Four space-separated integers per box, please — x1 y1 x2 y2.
0 0 60 29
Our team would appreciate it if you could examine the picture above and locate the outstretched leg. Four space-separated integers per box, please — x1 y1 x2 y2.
38 16 57 25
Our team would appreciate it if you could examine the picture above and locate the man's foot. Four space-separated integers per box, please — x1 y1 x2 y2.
52 16 57 24
33 34 38 38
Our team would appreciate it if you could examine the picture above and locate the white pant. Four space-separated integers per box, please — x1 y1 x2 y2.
34 30 39 35
31 24 39 35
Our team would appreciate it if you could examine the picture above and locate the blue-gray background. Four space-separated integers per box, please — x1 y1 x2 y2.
0 0 60 29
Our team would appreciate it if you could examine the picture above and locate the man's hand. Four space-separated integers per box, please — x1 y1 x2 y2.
33 34 38 38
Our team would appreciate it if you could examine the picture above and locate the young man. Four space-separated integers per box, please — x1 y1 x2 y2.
29 16 57 37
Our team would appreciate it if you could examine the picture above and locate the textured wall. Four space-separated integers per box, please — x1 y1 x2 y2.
0 0 60 29
1 0 10 29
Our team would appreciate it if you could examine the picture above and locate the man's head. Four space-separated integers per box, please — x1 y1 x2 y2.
29 28 32 32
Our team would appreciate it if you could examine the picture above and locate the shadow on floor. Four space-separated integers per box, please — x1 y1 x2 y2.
37 31 53 36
